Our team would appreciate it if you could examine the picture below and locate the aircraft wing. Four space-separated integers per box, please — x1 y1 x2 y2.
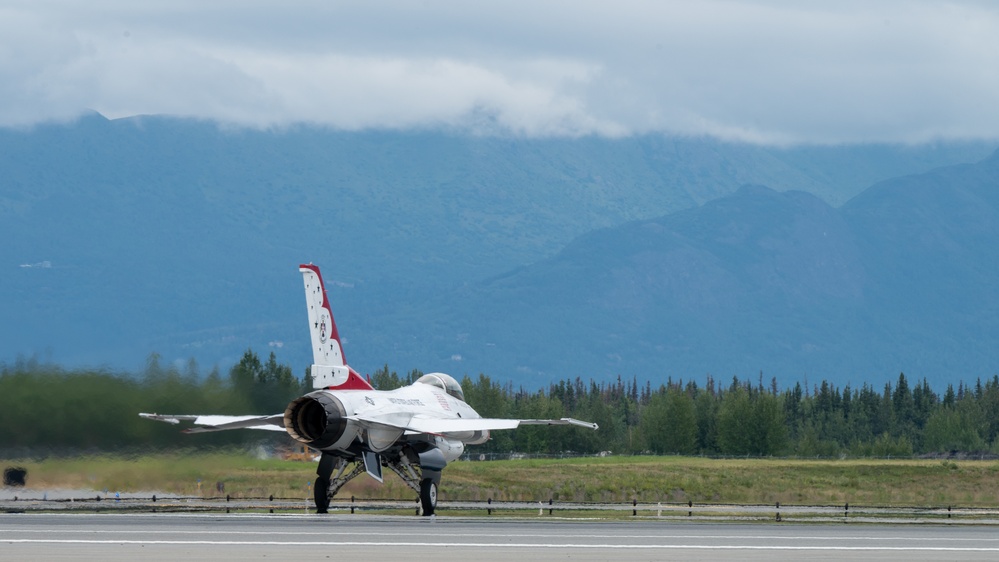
139 413 286 433
409 417 602 433
349 414 598 436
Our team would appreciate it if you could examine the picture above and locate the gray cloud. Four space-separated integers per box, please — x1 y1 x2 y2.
2 1 998 143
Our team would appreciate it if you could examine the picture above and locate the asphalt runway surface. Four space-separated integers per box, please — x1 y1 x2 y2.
4 513 999 561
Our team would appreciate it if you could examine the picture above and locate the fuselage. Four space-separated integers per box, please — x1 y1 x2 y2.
284 373 484 463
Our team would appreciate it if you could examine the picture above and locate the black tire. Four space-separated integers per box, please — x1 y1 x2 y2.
419 478 437 516
314 476 330 514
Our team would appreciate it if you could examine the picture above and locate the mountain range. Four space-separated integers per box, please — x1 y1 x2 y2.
2 113 997 389
412 152 999 389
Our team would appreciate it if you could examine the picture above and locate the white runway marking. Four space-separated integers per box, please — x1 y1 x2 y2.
5 539 999 552
4 528 999 544
6 515 999 560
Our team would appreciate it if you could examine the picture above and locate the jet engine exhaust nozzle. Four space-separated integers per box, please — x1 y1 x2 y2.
284 391 348 449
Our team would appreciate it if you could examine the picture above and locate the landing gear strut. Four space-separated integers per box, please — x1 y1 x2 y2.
314 452 442 516
314 453 366 514
385 454 441 516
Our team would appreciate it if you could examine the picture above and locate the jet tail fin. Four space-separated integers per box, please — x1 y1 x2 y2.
299 263 373 391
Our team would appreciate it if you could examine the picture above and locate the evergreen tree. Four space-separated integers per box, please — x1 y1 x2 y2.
642 387 697 454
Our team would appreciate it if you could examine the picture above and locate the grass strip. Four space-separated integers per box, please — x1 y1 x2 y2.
5 453 999 507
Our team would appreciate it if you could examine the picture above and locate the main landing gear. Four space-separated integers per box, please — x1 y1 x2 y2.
314 452 441 516
314 454 366 514
388 456 440 517
419 478 438 516
314 475 331 513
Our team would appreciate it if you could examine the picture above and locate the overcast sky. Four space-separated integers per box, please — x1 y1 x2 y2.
2 0 998 144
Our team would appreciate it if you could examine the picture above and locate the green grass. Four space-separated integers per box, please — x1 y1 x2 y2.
441 456 999 506
7 453 999 507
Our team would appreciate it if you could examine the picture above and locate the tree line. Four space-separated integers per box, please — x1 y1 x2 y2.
0 350 305 452
375 366 999 457
3 351 998 457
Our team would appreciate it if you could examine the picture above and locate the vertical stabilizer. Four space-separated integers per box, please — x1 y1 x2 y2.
299 264 372 390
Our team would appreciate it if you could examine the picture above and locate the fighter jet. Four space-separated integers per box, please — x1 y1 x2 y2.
141 264 597 515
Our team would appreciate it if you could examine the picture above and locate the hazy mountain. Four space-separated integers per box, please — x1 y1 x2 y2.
403 151 999 389
1 113 996 387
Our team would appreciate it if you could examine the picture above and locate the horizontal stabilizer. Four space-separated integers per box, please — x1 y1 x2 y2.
518 417 600 430
139 413 286 433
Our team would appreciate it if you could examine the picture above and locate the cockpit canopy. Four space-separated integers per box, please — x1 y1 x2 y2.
416 373 465 401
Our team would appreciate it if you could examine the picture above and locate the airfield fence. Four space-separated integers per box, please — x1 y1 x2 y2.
5 493 999 524
460 451 999 461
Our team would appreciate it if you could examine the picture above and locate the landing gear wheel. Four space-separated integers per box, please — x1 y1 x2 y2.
314 476 330 514
419 478 437 516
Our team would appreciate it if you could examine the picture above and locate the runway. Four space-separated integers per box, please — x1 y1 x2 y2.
4 513 999 561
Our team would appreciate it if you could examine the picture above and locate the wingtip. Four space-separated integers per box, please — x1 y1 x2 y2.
560 417 599 430
138 413 180 425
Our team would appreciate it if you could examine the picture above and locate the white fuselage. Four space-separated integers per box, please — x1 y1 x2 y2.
289 379 483 463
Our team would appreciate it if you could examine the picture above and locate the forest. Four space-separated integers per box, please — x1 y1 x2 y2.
2 350 997 458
